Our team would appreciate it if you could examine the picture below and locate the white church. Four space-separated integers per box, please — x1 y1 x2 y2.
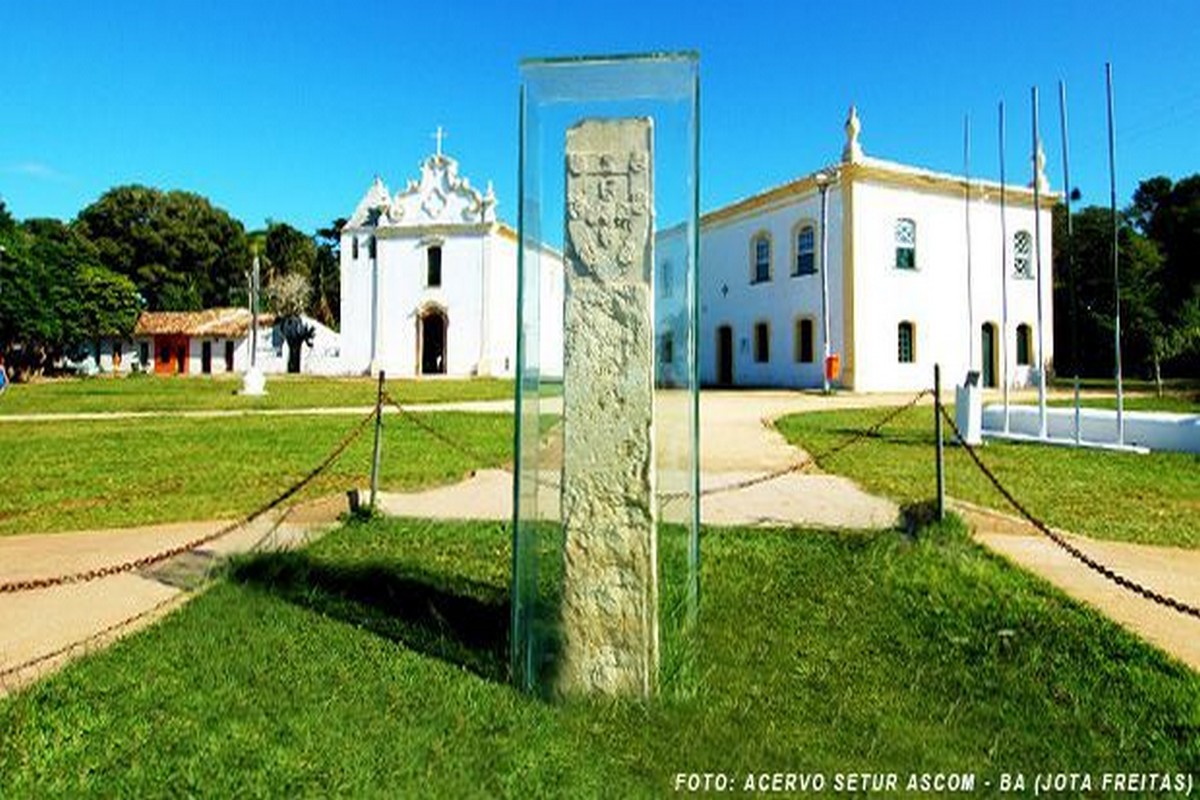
338 133 562 378
339 110 1054 392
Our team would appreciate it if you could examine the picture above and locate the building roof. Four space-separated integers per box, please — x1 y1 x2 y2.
134 308 275 338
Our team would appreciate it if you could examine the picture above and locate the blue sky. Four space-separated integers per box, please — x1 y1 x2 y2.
2 1 1198 234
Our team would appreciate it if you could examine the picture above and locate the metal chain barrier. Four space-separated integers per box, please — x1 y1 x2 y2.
0 408 376 595
383 387 931 503
939 403 1200 620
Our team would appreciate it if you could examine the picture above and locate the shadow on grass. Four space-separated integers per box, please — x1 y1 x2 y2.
228 551 510 683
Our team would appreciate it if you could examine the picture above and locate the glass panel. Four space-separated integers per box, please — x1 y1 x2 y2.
514 53 700 700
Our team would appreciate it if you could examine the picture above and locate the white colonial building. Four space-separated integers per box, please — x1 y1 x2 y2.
339 140 563 378
686 107 1055 392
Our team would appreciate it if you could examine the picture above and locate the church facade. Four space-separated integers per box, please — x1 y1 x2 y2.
688 107 1055 392
339 144 562 378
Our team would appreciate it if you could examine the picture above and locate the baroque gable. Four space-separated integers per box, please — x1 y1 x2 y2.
346 152 498 232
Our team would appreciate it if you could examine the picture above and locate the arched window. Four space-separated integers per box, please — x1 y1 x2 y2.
1016 323 1033 365
897 321 915 363
427 245 443 287
794 318 815 363
895 218 916 270
794 223 816 276
351 237 359 260
368 236 377 259
1013 231 1033 279
751 232 772 283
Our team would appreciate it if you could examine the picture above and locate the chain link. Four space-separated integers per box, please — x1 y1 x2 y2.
939 403 1200 620
0 409 375 595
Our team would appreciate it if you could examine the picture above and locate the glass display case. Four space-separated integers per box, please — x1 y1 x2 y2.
511 52 701 698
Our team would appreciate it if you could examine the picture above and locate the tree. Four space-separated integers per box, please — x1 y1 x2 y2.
267 272 314 374
0 218 139 378
263 221 316 285
75 185 250 311
1128 175 1200 382
311 217 345 329
1052 204 1166 382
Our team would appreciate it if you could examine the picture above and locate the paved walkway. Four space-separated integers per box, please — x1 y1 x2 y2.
2 389 1196 696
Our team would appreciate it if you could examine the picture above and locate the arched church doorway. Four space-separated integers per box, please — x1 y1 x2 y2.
418 308 447 375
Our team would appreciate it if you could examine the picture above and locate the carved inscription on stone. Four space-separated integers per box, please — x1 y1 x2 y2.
558 118 658 697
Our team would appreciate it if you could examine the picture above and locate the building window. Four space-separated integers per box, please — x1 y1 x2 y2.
751 232 772 283
352 237 359 260
795 318 815 363
794 223 816 275
895 218 916 270
754 322 770 363
139 342 150 368
1013 231 1033 279
1016 323 1033 366
898 321 915 363
660 332 674 364
368 236 377 259
427 245 442 287
661 260 674 299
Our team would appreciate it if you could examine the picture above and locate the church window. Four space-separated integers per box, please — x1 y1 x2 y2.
898 321 915 363
794 224 816 275
795 318 815 363
751 232 772 283
754 321 770 363
427 246 443 287
895 218 916 269
352 238 359 260
1013 231 1033 279
1016 323 1033 366
368 236 376 259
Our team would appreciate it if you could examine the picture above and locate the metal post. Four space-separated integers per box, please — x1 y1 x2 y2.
817 174 832 393
999 101 1010 433
1106 62 1126 446
935 363 945 522
250 255 260 369
369 370 385 509
964 115 975 375
1059 80 1082 445
1031 86 1048 439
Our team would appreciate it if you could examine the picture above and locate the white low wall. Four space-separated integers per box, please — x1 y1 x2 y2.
982 404 1200 454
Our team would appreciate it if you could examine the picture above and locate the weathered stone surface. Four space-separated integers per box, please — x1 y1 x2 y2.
557 118 658 696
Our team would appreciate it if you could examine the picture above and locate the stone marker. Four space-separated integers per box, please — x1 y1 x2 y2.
557 118 658 696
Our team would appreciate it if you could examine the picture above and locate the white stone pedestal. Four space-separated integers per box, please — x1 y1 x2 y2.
241 366 267 396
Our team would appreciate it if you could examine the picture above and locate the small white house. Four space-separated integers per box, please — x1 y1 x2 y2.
685 106 1055 392
339 143 564 378
78 308 340 377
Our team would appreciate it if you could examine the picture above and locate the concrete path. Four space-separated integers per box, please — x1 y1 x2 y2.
0 500 344 697
954 502 1200 672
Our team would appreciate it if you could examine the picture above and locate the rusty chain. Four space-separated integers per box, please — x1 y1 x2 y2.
939 403 1200 620
0 409 375 595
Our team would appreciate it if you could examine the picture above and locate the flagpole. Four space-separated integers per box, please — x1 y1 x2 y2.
1106 62 1125 446
1031 86 1047 439
1058 80 1081 445
999 101 1010 433
964 115 975 377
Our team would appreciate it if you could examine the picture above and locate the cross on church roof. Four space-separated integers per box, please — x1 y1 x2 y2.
433 125 447 158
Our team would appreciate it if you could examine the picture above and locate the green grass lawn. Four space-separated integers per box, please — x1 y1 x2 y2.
777 404 1200 549
0 412 514 536
0 374 514 415
1 517 1196 795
